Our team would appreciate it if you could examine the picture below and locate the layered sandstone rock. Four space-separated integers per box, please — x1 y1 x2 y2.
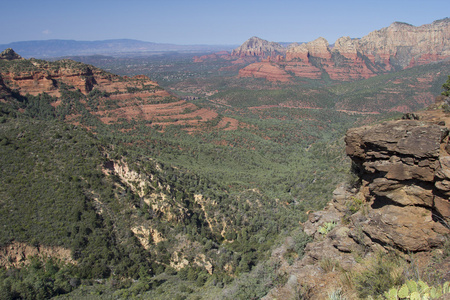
0 60 105 96
237 61 292 82
0 51 244 133
287 37 331 61
285 37 376 81
0 55 163 98
359 19 450 68
345 116 450 250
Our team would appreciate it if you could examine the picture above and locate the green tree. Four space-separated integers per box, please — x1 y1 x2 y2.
442 75 450 96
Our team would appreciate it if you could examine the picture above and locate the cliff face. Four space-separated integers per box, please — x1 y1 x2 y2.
0 57 119 97
359 20 450 69
345 113 450 251
262 106 450 299
235 18 450 82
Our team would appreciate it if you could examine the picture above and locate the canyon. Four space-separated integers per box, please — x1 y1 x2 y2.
1 18 450 298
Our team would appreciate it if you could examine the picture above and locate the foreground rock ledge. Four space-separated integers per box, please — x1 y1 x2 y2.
345 118 450 252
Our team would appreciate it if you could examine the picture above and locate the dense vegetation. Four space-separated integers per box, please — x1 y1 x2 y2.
1 52 449 299
0 79 341 299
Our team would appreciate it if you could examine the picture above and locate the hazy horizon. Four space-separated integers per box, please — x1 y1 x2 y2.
1 0 449 46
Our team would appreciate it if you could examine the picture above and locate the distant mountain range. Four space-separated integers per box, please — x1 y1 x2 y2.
0 39 239 58
228 18 450 82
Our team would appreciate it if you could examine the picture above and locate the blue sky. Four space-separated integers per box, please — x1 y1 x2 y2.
1 0 449 45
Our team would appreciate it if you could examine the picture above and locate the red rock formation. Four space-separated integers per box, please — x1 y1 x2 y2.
283 62 322 80
359 19 450 68
193 53 219 63
0 53 244 133
237 62 292 82
237 18 450 81
286 37 331 61
285 43 309 61
0 59 108 96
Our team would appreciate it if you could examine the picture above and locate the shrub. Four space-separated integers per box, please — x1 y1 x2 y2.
328 288 348 300
348 196 365 214
442 75 450 97
443 103 450 113
320 257 341 273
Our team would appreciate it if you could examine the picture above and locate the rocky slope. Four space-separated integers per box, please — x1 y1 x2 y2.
233 18 450 82
262 102 450 299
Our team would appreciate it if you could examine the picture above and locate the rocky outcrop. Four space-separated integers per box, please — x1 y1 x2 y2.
0 242 75 268
344 115 450 253
329 36 377 80
287 37 331 60
0 58 109 96
345 117 450 224
1 51 244 133
0 48 23 61
284 37 377 81
231 36 286 59
237 61 292 82
195 19 449 83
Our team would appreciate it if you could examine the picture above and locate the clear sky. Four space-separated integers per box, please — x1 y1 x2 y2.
1 0 449 45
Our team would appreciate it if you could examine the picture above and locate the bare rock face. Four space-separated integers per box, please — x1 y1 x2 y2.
0 58 103 96
303 37 331 60
345 116 450 251
286 37 331 61
359 19 450 69
0 242 75 268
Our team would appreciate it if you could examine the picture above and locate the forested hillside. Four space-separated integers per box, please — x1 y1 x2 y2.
0 51 372 299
